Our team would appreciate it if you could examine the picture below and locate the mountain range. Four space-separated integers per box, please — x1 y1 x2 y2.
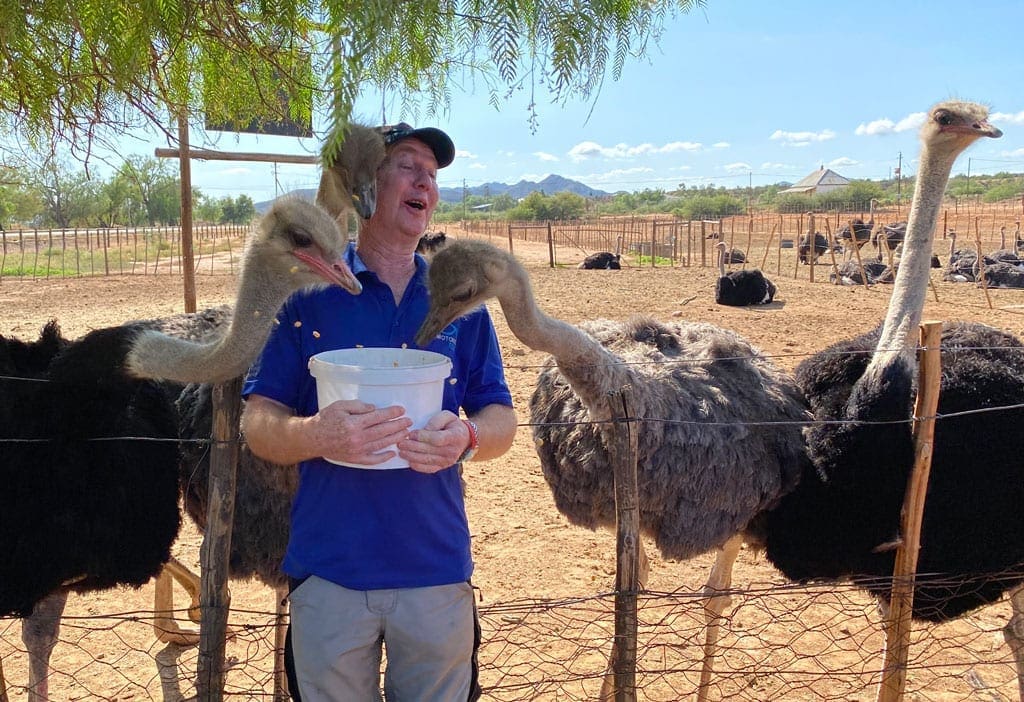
254 174 610 213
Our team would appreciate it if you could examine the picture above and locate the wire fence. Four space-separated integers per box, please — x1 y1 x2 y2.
0 223 250 280
0 338 1021 700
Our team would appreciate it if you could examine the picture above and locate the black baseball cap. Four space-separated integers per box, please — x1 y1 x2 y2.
379 122 455 168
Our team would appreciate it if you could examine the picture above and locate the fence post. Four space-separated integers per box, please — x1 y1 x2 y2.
877 321 943 702
547 221 555 268
196 377 242 701
608 385 640 702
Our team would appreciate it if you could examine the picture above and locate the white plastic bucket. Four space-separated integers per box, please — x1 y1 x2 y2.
308 347 453 469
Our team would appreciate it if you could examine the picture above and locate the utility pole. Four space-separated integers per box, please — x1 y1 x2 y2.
462 178 468 222
896 151 902 209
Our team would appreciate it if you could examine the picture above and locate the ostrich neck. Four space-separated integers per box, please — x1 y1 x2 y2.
867 143 957 374
129 262 285 383
497 263 632 412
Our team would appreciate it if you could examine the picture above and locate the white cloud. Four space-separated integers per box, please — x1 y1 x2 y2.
828 157 859 168
1001 147 1024 158
760 162 791 171
468 163 487 170
855 112 926 136
579 166 656 183
220 167 253 176
992 110 1024 125
769 128 836 147
568 140 701 161
534 151 559 162
724 162 752 173
455 149 477 160
712 142 730 149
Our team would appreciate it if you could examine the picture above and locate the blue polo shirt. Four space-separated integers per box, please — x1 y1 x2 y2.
242 243 512 590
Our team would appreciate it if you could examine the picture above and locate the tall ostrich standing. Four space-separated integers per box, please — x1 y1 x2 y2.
761 101 1024 696
714 241 777 305
0 197 359 701
415 238 811 701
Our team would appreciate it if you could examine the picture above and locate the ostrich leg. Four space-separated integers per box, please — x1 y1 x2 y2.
23 589 68 702
1005 583 1024 701
696 534 743 702
153 557 203 645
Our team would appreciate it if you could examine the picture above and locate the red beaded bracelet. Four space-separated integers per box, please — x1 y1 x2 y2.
458 419 479 463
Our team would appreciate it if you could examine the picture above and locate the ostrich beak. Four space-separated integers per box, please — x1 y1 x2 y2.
352 181 378 219
292 251 363 295
415 309 450 347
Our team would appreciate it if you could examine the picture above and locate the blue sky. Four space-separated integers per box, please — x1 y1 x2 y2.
119 0 1024 202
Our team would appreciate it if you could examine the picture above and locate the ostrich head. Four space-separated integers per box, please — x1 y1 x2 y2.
247 196 362 296
716 241 728 275
415 239 517 346
316 122 387 221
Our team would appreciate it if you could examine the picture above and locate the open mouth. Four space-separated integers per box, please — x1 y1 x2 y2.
405 199 426 210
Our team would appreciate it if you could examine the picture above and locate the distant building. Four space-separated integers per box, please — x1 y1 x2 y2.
780 167 850 195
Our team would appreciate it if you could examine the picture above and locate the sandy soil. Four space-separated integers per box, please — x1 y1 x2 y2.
0 231 1022 701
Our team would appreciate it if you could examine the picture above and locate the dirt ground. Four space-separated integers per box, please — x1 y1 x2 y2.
1 230 1022 701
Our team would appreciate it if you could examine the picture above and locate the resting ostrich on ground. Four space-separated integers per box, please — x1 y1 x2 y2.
415 238 810 702
579 251 622 269
941 230 980 282
830 258 893 286
988 226 1024 267
715 241 777 305
760 101 1024 697
315 121 387 223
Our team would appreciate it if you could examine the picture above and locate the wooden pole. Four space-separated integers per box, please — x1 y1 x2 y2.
547 221 555 268
759 223 778 271
744 217 753 270
608 386 640 702
850 220 870 289
177 114 197 313
825 220 840 284
877 321 943 702
700 220 707 268
155 147 318 165
196 377 242 700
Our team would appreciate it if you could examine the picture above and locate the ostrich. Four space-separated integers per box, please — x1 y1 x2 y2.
830 258 893 286
981 261 1024 288
714 241 777 305
125 196 361 384
414 238 810 701
760 101 1024 696
314 121 387 224
942 230 979 282
1015 220 1023 252
988 226 1024 268
416 230 449 259
0 197 359 701
837 198 876 251
578 251 622 269
797 231 828 264
872 220 907 252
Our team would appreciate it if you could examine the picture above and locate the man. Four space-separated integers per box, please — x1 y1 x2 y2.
241 123 517 701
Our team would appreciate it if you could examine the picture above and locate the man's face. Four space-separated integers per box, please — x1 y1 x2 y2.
371 139 440 240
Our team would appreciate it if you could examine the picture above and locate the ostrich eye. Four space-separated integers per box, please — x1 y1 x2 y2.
452 285 476 303
934 111 954 126
289 227 313 249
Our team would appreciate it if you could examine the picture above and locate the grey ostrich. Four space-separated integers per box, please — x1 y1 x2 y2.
761 101 1024 699
315 121 387 224
126 196 361 384
415 238 810 701
0 196 358 702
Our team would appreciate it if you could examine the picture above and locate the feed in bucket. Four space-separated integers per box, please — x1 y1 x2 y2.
308 347 453 469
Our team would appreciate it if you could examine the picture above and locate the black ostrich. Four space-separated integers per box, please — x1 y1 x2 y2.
837 199 876 251
0 197 357 701
761 101 1024 693
0 320 183 702
715 241 777 305
872 220 907 252
415 238 810 701
578 251 622 269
